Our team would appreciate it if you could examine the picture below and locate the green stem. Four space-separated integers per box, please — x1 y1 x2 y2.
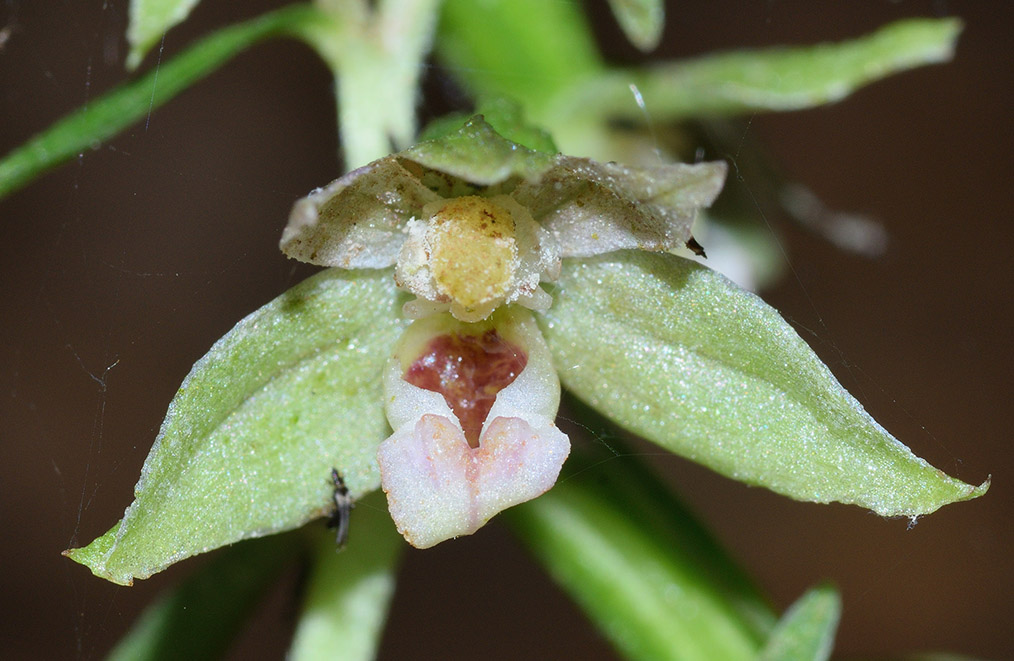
0 4 330 200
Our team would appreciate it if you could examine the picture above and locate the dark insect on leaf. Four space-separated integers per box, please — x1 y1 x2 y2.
327 468 355 551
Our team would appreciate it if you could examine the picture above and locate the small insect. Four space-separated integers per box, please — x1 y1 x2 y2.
327 468 355 550
685 236 707 258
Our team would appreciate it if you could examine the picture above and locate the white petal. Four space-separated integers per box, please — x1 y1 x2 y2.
482 307 560 429
377 414 474 549
280 158 441 269
377 413 569 549
473 416 570 524
511 156 727 258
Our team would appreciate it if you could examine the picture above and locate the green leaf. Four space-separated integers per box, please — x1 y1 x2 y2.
556 18 963 124
0 4 330 201
65 268 407 585
507 434 775 661
106 533 295 661
539 251 988 517
607 0 665 52
127 0 203 69
289 492 403 661
758 584 841 661
402 115 556 185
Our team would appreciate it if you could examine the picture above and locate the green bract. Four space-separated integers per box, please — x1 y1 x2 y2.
65 269 406 585
541 251 987 517
561 18 964 126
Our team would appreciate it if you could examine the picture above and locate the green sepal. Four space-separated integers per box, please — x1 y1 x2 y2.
288 492 404 661
402 116 556 185
106 533 296 661
539 251 988 517
126 0 202 69
759 584 842 661
417 99 558 155
65 268 407 585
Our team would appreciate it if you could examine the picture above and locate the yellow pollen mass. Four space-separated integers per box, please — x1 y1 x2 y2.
428 196 518 309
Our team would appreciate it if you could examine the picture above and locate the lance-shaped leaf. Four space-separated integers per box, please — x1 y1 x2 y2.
759 584 841 661
0 5 329 201
607 0 664 52
65 269 407 585
127 0 203 69
559 18 963 125
508 437 775 661
289 493 403 661
539 251 988 517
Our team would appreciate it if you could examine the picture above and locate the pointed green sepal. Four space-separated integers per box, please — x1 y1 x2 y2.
417 99 558 155
539 251 988 517
401 115 556 185
64 269 407 585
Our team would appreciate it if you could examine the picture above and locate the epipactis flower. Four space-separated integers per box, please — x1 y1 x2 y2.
65 117 986 585
280 117 726 546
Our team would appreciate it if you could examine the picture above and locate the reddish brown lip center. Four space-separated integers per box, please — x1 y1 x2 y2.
404 329 528 448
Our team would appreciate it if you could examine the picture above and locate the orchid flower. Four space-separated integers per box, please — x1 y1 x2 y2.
65 116 985 583
278 116 725 546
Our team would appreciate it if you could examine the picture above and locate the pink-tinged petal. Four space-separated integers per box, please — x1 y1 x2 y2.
474 416 570 524
378 307 571 548
377 413 569 549
377 414 473 549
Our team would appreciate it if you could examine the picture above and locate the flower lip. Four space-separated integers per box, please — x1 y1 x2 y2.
378 306 569 548
384 307 561 433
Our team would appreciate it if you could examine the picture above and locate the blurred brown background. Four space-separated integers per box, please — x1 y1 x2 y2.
1 1 1009 659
